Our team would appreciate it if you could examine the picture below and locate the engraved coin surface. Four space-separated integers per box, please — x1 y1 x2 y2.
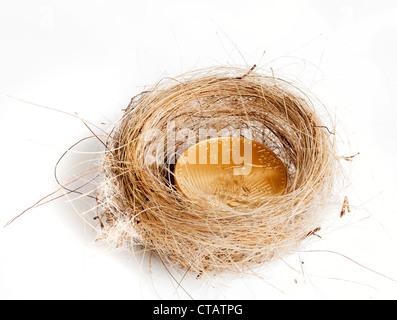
174 137 287 207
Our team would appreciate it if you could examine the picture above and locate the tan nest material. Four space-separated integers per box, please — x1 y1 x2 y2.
96 66 340 274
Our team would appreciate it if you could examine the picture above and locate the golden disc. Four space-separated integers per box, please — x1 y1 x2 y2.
174 137 287 207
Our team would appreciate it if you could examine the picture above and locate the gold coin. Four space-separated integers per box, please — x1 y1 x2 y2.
174 137 287 207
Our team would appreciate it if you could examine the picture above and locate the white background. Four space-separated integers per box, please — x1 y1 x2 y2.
1 0 397 300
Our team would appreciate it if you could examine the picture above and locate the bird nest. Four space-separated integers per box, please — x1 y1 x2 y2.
95 66 340 274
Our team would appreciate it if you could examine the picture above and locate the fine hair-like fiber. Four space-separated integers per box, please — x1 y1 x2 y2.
95 66 340 274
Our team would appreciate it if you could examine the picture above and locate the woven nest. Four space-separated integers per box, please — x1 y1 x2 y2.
96 66 339 274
